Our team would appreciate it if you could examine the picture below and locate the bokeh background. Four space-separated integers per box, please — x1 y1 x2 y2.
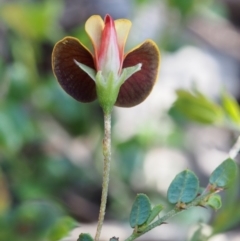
0 0 240 240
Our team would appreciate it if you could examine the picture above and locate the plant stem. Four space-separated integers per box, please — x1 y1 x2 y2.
95 112 112 241
124 192 212 241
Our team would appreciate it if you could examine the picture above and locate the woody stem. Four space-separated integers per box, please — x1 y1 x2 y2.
95 112 112 241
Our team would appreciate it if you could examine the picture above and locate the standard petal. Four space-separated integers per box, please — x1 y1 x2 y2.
52 37 97 102
85 15 104 59
115 40 160 107
114 19 132 64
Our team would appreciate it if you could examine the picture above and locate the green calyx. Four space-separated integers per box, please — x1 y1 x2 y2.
95 71 121 114
75 60 142 114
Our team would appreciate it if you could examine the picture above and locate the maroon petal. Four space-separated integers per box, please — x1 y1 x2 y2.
115 40 160 107
52 37 97 102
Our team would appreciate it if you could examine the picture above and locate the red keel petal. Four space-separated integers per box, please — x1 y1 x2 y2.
115 40 160 107
52 37 97 102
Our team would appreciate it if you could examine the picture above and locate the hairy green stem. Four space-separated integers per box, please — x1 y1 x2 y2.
95 112 112 241
124 192 213 241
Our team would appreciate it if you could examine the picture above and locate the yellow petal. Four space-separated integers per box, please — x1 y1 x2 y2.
115 40 160 107
52 37 97 102
114 19 132 59
85 15 104 55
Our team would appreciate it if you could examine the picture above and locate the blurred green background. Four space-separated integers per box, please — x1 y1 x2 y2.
0 0 240 240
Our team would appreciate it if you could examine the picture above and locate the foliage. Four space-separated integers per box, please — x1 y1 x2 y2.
78 233 94 241
0 0 239 241
80 158 238 241
170 89 240 129
129 194 152 228
167 170 199 204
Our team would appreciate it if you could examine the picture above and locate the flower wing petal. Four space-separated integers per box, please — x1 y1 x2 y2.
115 40 160 107
52 37 97 102
114 19 132 63
85 15 104 58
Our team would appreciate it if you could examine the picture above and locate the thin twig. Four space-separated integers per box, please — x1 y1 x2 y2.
124 192 213 241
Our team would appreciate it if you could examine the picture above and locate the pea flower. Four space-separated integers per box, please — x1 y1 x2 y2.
52 14 160 113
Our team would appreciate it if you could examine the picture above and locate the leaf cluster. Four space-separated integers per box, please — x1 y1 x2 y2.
170 89 240 128
79 158 238 241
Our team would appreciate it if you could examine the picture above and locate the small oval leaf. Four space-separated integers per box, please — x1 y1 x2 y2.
146 204 163 224
167 170 199 204
207 195 222 211
77 233 94 241
209 158 238 188
129 193 151 228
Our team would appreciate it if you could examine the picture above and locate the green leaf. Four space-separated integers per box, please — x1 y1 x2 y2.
77 233 94 241
209 158 238 188
172 89 223 124
129 194 151 228
167 0 197 16
207 194 222 211
146 204 163 224
222 91 240 124
47 216 77 241
167 170 199 204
